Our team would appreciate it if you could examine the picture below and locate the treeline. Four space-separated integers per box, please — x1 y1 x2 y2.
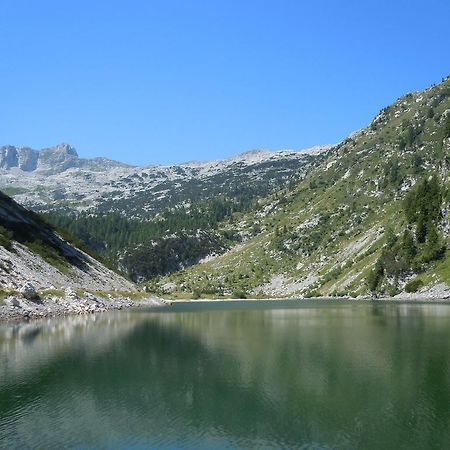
122 231 227 282
43 195 251 280
368 176 448 294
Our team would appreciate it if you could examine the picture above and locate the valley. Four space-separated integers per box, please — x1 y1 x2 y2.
1 78 449 300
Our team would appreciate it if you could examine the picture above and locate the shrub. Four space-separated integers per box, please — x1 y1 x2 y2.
388 285 400 297
304 289 321 298
232 289 247 299
405 278 424 293
0 225 13 250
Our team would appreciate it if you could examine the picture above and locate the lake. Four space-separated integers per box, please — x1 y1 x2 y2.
0 300 449 449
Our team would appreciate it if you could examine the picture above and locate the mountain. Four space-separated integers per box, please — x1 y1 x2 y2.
2 77 449 298
0 144 331 279
156 77 450 298
0 144 330 217
0 143 128 174
0 191 135 292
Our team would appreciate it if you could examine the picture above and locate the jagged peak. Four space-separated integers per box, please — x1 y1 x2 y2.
45 143 78 157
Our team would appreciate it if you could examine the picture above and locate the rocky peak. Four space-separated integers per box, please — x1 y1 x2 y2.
0 145 39 171
0 143 79 173
0 143 129 174
38 143 79 168
0 144 78 172
51 143 78 157
0 146 19 169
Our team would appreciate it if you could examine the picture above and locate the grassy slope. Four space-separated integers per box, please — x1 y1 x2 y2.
157 77 450 298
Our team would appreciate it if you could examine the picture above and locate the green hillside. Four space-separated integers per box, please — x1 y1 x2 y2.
156 77 450 298
41 152 324 281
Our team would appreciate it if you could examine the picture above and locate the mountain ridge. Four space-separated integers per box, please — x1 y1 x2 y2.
0 143 131 173
0 143 332 173
0 142 329 278
156 76 450 298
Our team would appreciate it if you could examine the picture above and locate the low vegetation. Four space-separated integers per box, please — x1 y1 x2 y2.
25 239 71 274
0 225 13 250
368 176 447 294
156 76 450 298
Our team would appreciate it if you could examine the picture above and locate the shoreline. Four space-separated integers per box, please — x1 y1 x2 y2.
0 290 167 323
169 296 450 304
164 282 450 303
2 291 449 324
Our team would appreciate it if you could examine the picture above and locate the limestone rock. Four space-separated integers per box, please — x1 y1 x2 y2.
65 287 78 301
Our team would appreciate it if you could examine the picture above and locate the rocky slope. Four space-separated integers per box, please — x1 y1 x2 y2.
0 192 167 320
0 191 136 292
159 77 450 298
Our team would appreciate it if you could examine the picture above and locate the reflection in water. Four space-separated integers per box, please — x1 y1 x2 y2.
0 301 449 449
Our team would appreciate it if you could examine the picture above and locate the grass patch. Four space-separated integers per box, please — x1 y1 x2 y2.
1 186 29 196
419 252 450 285
110 290 149 300
0 225 14 250
0 289 16 304
39 288 65 298
25 240 71 274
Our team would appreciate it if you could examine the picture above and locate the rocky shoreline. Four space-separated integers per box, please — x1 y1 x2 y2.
391 282 450 301
2 281 449 322
0 285 166 322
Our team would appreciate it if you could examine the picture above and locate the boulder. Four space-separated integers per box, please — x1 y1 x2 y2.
19 282 38 300
65 287 78 301
5 296 22 307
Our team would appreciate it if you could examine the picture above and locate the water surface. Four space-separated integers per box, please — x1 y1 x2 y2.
1 300 449 449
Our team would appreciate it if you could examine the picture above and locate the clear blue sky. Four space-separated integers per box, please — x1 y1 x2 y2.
1 0 449 165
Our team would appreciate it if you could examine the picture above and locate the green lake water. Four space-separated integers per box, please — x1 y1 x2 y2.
0 300 449 449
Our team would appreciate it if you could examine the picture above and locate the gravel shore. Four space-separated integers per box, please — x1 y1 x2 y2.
0 288 166 322
2 282 449 322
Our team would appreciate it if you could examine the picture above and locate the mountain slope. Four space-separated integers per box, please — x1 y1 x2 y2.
158 77 450 298
0 144 330 278
0 191 136 291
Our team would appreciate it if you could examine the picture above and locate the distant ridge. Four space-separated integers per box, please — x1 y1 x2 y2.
0 143 130 173
180 144 333 167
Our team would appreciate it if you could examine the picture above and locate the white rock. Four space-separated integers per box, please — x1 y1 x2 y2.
65 287 78 300
5 296 22 307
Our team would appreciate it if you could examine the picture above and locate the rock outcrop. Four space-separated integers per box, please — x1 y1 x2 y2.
0 143 127 174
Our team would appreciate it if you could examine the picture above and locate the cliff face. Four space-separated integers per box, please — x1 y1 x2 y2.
0 144 77 172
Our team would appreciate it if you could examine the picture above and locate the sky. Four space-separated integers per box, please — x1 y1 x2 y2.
1 0 449 166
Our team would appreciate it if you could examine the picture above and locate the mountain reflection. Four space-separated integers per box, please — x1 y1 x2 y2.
0 301 449 449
